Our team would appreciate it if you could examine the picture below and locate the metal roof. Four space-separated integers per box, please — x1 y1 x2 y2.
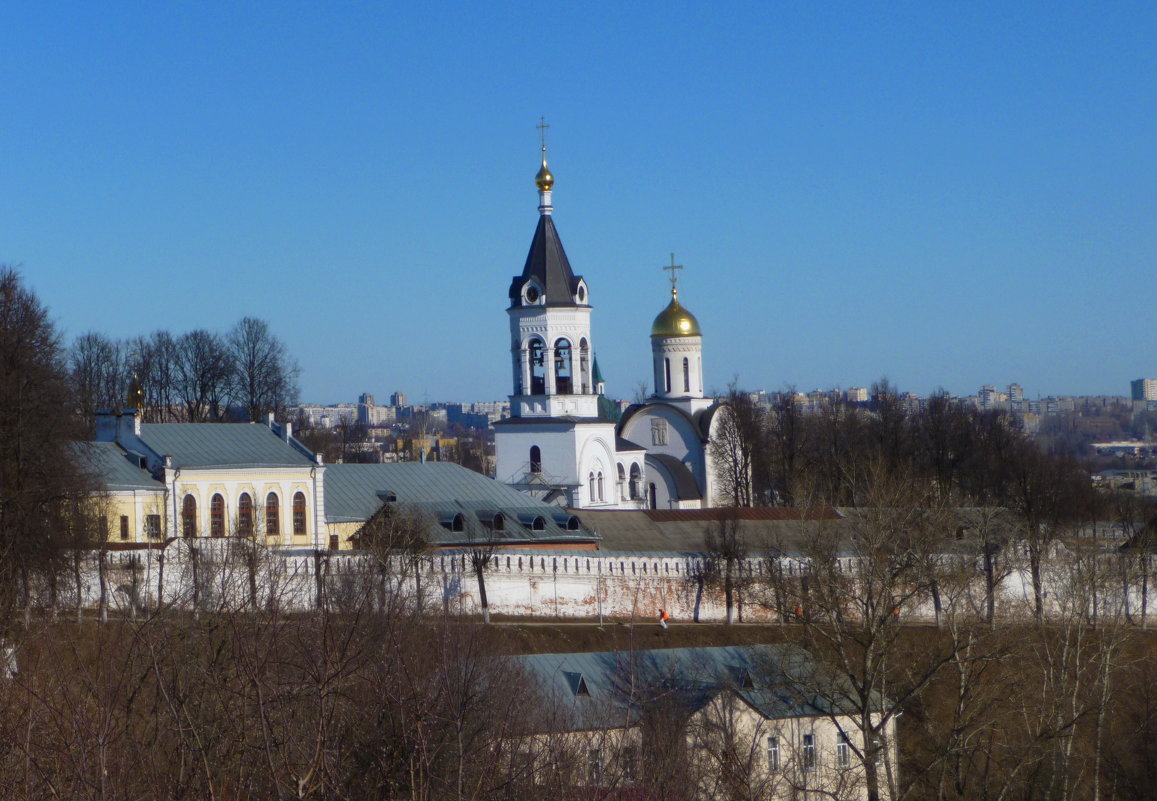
492 415 607 427
647 508 843 523
138 423 316 469
577 509 851 554
323 462 598 546
511 644 874 733
74 442 164 491
509 214 583 307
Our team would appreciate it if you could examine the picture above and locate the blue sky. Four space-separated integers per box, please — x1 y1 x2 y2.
3 2 1155 404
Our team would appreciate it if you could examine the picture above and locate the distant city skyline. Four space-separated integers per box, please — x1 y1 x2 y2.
5 3 1155 404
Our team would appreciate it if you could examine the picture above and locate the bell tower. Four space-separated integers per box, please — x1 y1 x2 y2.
494 124 626 509
505 125 597 420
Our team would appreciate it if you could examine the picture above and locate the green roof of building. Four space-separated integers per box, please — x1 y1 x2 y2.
74 442 164 491
137 423 316 469
512 644 883 733
324 462 598 546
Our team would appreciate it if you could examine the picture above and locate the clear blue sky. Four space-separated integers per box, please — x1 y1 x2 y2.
4 2 1155 404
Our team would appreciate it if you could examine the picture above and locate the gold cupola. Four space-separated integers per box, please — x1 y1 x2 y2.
651 287 702 337
535 148 554 191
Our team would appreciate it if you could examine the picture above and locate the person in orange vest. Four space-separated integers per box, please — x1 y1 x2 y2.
658 608 670 629
795 604 804 621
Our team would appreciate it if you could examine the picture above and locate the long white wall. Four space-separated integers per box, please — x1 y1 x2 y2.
38 540 1157 625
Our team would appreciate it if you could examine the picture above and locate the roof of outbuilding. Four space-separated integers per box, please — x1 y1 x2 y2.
74 442 164 491
511 644 878 733
508 214 584 307
137 424 316 469
324 462 598 547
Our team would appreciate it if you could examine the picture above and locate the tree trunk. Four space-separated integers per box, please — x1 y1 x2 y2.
247 548 258 611
98 550 108 623
724 562 734 625
1142 558 1150 630
1030 547 1045 622
475 562 490 624
156 553 165 609
930 579 943 629
984 548 997 628
190 546 201 620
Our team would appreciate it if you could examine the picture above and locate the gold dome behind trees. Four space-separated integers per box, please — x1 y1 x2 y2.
127 372 144 410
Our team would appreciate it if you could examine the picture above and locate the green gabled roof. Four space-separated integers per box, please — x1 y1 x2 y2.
592 355 605 386
323 462 597 546
511 644 884 733
138 423 315 469
74 442 164 491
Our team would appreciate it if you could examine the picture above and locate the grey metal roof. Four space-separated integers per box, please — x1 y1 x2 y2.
492 416 607 427
74 442 164 491
511 644 874 733
137 423 316 469
508 214 583 307
615 436 647 452
324 462 598 546
577 509 852 554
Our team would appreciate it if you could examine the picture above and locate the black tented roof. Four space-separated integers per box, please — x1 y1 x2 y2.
508 215 584 307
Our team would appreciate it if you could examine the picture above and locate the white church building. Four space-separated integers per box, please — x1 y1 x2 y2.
494 143 727 510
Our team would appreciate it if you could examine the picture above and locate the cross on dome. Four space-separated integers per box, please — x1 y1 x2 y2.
662 253 683 297
534 117 554 195
537 116 550 153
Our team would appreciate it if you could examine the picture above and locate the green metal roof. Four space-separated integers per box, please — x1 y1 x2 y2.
324 462 598 546
511 644 881 733
137 423 316 469
74 442 164 491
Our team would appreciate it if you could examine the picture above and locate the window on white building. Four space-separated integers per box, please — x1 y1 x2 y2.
619 745 638 783
837 732 850 769
588 748 602 785
767 736 779 771
802 733 816 771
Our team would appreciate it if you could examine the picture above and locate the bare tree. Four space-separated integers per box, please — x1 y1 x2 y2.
226 317 300 423
131 329 181 422
702 511 747 625
175 329 231 422
766 461 969 801
69 331 130 424
710 386 765 507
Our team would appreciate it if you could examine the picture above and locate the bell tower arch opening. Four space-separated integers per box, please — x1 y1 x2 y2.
554 338 573 394
529 338 546 395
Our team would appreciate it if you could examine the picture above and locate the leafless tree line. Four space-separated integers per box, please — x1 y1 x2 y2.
701 388 1157 801
70 316 300 426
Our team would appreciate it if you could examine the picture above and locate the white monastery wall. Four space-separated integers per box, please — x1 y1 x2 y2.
46 541 1157 625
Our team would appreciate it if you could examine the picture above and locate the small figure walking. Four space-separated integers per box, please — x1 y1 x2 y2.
658 608 670 629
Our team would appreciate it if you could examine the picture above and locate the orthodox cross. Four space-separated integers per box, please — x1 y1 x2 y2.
537 117 550 151
662 253 683 289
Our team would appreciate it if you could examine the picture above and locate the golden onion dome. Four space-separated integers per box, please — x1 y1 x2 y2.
535 151 554 191
651 289 702 337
